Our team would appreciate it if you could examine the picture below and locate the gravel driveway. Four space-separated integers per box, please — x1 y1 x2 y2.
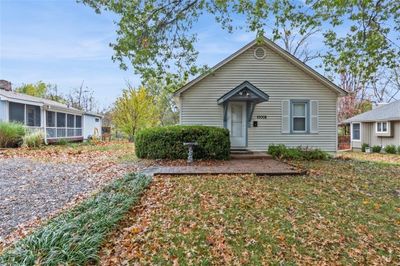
0 157 136 241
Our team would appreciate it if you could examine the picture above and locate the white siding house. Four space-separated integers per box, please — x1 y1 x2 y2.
83 113 102 139
0 88 103 143
174 37 347 152
344 100 400 149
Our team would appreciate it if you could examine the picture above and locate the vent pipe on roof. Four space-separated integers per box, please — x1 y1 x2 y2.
0 80 12 91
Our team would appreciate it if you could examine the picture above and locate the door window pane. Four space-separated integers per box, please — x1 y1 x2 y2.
67 114 74 128
231 105 243 137
75 116 82 128
46 111 55 127
57 113 66 127
9 102 25 123
26 105 41 126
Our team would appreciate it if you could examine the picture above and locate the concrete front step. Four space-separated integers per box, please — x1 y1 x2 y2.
230 152 272 160
230 149 253 154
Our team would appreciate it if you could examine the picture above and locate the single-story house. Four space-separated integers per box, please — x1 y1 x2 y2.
0 85 102 143
343 100 400 150
174 37 348 152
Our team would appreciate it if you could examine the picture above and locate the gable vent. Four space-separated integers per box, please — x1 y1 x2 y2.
254 47 266 59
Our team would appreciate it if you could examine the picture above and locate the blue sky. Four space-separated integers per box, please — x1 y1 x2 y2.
1 0 325 109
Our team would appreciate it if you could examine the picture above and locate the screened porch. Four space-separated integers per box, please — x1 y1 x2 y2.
45 111 83 140
8 102 83 140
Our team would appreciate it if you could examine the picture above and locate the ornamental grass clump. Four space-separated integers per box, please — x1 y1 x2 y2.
0 173 152 265
0 122 26 148
22 131 44 148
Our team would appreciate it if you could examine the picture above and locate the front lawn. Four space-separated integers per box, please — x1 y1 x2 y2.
100 159 400 265
338 151 400 165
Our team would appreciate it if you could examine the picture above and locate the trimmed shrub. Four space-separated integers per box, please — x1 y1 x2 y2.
22 131 44 148
135 125 230 160
267 144 330 160
371 145 382 153
384 145 397 154
361 143 369 152
398 146 400 154
0 122 25 148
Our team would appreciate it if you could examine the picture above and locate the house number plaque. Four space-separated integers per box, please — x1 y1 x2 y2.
256 115 267 119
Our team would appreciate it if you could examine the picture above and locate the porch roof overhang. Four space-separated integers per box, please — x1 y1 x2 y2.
217 81 269 105
219 81 270 129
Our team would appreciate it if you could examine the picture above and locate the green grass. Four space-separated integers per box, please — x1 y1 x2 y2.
100 159 400 265
0 173 152 266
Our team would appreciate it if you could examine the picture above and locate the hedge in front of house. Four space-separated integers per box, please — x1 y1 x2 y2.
135 125 230 160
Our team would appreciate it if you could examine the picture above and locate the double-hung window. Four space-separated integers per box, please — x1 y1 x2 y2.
352 123 361 141
291 101 308 133
376 122 388 133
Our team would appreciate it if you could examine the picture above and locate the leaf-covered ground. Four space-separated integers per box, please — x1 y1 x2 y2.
0 140 137 164
100 159 400 265
0 141 139 250
338 151 400 165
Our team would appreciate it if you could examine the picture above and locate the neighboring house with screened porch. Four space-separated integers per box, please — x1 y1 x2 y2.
343 100 400 150
0 83 102 143
174 37 348 152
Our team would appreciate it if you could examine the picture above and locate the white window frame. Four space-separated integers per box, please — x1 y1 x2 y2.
291 101 308 133
351 123 361 141
376 121 388 133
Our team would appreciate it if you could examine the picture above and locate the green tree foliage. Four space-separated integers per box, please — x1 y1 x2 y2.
15 81 48 98
79 0 399 81
112 86 159 138
145 76 181 126
15 81 66 104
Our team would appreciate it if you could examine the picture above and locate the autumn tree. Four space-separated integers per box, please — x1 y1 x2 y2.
15 81 67 104
79 0 400 122
15 81 47 97
112 86 158 139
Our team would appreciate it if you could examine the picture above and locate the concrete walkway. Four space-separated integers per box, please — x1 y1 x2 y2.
140 158 305 176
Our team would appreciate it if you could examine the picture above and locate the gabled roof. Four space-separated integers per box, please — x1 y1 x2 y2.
343 100 400 123
217 81 269 104
174 36 348 97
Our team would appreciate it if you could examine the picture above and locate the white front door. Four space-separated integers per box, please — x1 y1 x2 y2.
227 102 247 148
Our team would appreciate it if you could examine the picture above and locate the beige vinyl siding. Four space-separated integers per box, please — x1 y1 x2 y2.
353 121 400 149
180 45 338 152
